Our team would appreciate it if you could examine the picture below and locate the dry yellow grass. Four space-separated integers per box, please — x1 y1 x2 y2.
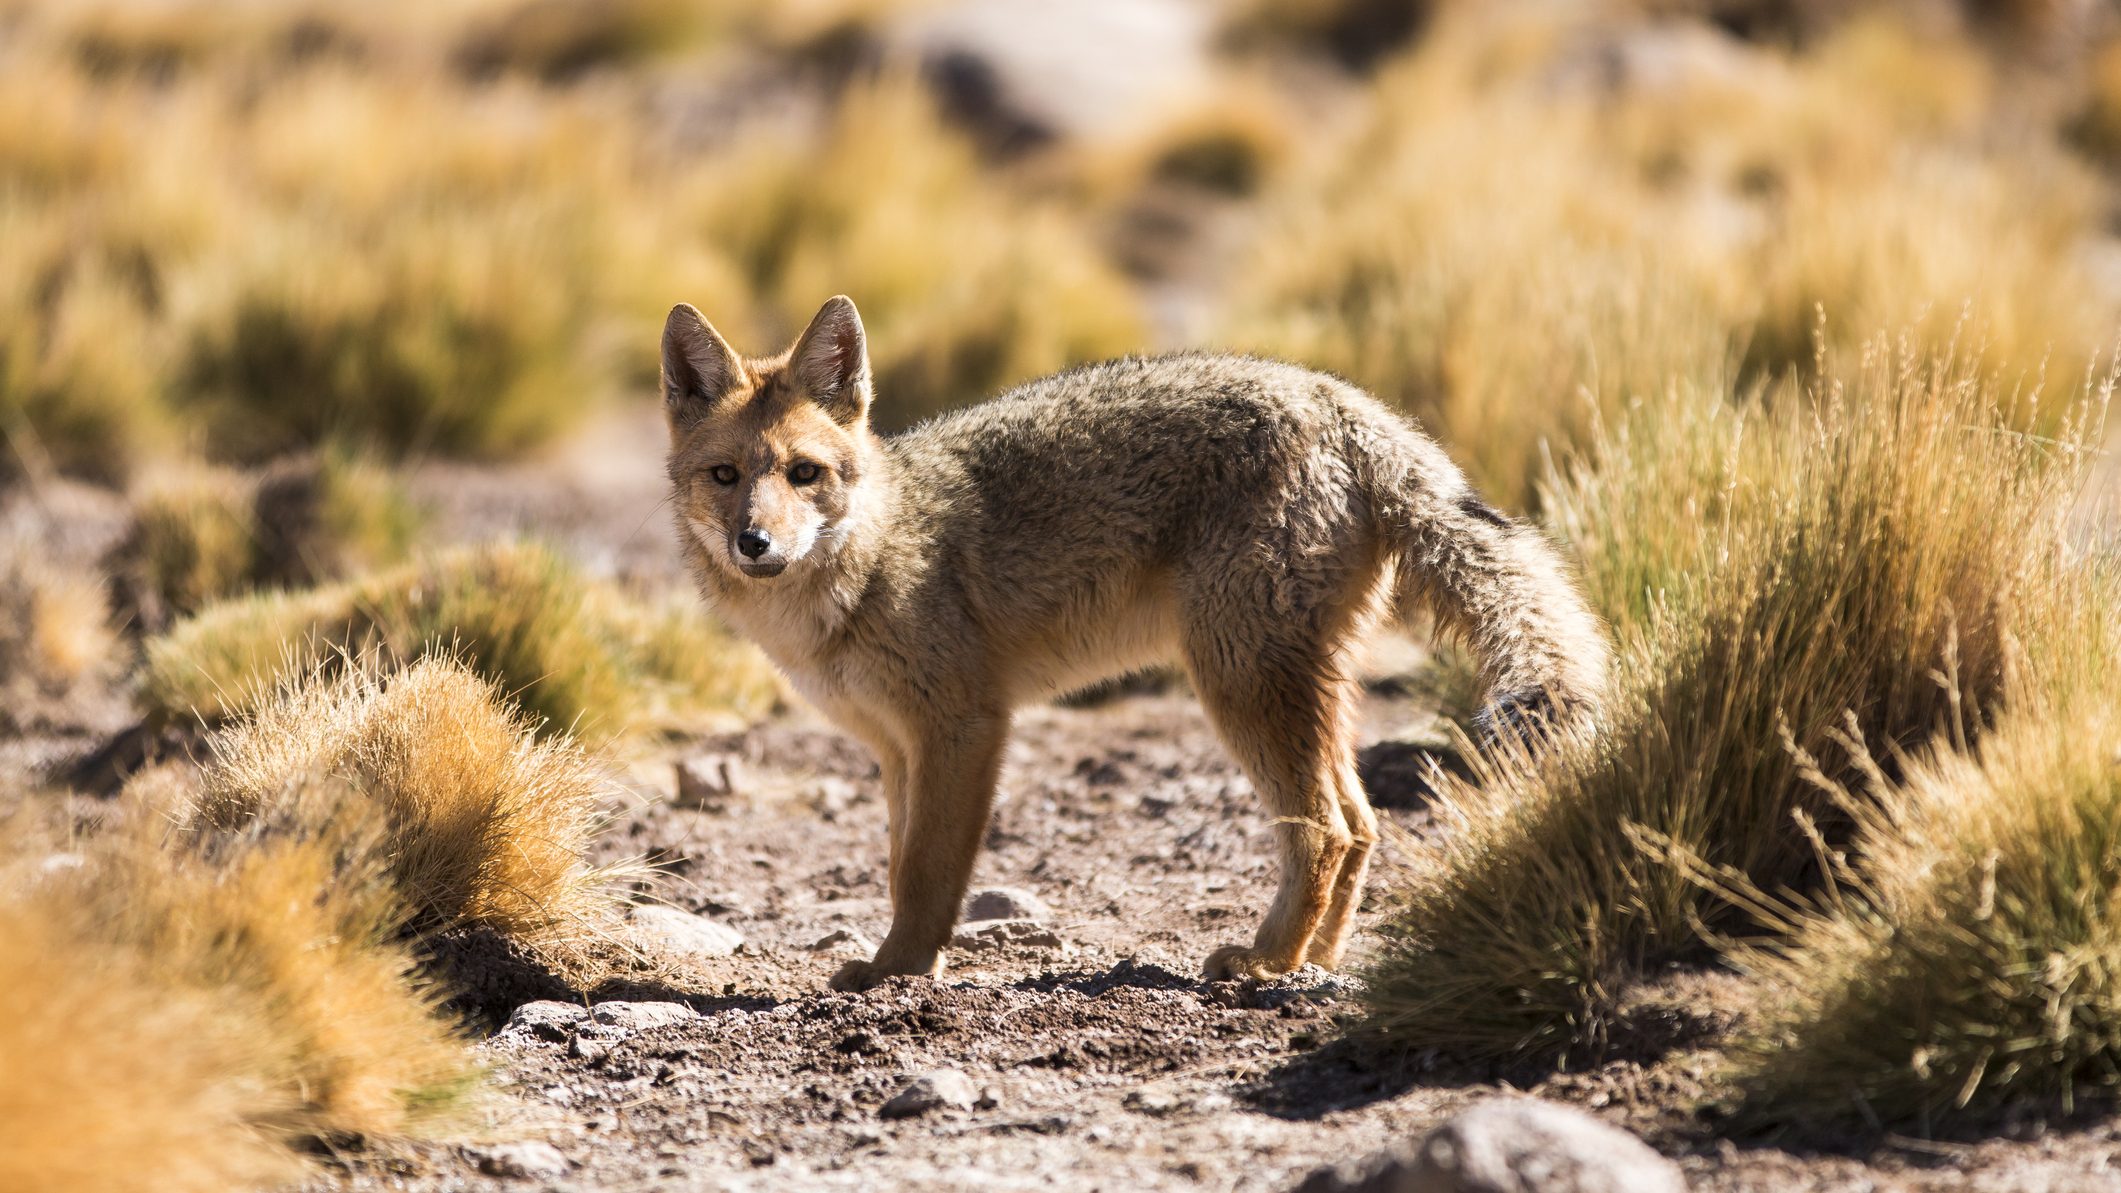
687 73 1146 427
0 0 1133 480
107 451 418 631
1223 8 2115 506
1360 343 2105 1059
194 657 629 941
142 541 779 738
1711 651 2121 1130
0 894 300 1193
0 775 474 1189
0 552 116 700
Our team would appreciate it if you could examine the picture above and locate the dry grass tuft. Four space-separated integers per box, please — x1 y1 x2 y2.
193 657 629 941
691 73 1146 427
107 451 419 631
1701 571 2121 1131
1359 344 2105 1060
142 540 779 737
0 893 300 1193
0 779 475 1189
0 551 117 708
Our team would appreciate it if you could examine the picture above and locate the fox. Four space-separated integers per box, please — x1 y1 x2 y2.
662 295 1610 992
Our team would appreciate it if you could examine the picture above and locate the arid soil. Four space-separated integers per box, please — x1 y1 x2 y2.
312 687 2121 1192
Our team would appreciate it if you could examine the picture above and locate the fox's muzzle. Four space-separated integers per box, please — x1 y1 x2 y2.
730 525 791 578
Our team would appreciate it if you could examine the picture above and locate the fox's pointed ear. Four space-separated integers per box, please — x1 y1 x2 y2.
662 304 742 429
789 295 871 426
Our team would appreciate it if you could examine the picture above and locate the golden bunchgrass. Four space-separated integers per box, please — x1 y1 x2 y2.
689 73 1147 427
1715 639 2121 1131
1359 344 2106 1060
142 540 779 737
107 451 418 631
0 550 117 709
1222 8 2116 507
0 892 300 1193
192 657 631 942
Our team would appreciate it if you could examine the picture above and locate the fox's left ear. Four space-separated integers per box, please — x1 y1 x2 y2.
789 295 871 426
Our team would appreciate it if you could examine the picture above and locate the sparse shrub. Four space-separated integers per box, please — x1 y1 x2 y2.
192 657 630 942
0 550 119 730
1716 635 2121 1132
107 451 419 631
0 894 300 1193
1359 347 2103 1060
143 541 780 737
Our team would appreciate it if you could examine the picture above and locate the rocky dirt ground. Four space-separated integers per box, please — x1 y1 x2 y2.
311 688 2121 1192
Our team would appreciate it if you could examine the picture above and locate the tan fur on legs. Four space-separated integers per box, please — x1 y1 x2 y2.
829 714 1009 991
1189 649 1357 980
1306 756 1378 968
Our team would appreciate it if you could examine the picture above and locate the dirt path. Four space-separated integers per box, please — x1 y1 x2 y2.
307 687 2121 1193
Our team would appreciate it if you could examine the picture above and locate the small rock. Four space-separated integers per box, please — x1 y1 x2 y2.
807 776 858 820
589 1001 698 1031
1124 1087 1185 1117
628 904 745 960
809 928 877 957
964 886 1050 922
471 1141 570 1180
674 753 742 809
951 918 1065 952
569 1036 607 1063
1290 1096 1687 1193
501 1000 587 1042
880 1069 978 1119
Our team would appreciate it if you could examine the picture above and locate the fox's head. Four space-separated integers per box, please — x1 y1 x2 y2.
663 295 876 582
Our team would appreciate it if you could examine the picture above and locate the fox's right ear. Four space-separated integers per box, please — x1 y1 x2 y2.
661 304 743 429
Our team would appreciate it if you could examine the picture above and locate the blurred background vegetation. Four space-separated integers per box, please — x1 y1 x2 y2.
4 0 2119 506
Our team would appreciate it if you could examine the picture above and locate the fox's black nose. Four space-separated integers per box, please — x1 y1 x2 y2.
736 529 772 559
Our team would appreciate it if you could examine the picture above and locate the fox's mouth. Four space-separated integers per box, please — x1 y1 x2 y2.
736 560 787 579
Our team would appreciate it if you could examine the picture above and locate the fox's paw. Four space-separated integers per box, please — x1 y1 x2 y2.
828 953 943 992
1202 945 1298 982
828 959 892 992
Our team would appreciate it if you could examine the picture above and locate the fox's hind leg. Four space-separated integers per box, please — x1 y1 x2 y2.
1187 639 1360 981
1305 754 1378 969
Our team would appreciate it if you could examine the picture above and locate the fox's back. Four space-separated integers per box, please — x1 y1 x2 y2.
877 353 1402 693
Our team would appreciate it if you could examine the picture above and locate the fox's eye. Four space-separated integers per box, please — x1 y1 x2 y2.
789 462 822 486
710 465 739 486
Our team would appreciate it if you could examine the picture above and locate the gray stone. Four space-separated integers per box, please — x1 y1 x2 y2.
809 928 877 958
950 918 1066 952
628 904 744 960
589 1001 698 1031
1291 1097 1686 1193
964 886 1050 922
471 1141 570 1180
879 1069 978 1119
674 753 742 809
895 0 1210 150
501 1000 587 1042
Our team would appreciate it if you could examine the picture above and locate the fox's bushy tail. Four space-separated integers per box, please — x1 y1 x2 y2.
1347 405 1611 733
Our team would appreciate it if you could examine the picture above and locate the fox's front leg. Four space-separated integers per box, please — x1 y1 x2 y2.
830 713 1010 992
